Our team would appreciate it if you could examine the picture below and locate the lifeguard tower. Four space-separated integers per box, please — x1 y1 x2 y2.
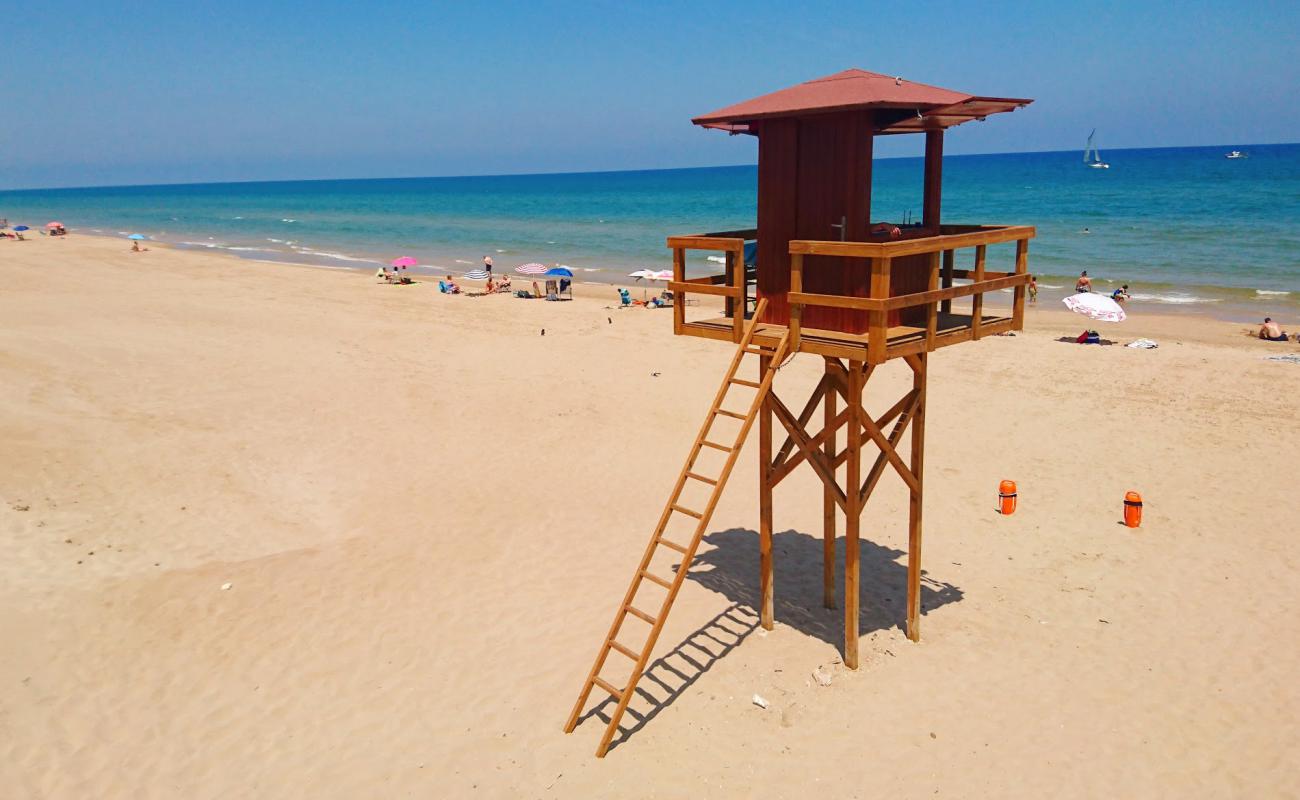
565 69 1035 756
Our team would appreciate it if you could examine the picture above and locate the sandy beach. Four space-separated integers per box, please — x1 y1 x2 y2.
2 233 1298 798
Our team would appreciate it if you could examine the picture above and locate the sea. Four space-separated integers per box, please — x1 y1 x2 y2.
3 143 1297 318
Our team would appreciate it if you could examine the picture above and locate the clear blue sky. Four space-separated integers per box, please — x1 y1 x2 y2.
4 0 1297 189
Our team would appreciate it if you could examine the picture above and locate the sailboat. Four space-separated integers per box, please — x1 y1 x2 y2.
1084 129 1109 169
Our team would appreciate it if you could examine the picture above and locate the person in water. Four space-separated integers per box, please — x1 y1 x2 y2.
1259 317 1288 341
1111 284 1130 303
1075 271 1092 293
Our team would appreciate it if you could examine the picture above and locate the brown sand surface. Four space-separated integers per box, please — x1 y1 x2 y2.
2 234 1298 798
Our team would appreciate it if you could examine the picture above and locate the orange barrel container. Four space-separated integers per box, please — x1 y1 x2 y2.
998 480 1017 515
1124 491 1143 528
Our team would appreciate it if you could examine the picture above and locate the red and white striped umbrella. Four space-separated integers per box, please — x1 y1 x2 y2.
515 263 547 275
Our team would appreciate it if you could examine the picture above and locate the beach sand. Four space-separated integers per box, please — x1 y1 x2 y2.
2 234 1298 798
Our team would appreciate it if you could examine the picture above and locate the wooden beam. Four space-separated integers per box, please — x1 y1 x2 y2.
665 235 746 251
771 375 829 469
907 353 928 642
922 129 943 229
867 258 891 365
925 251 940 351
789 253 804 352
769 394 847 513
1012 238 1029 331
972 245 987 340
786 291 887 312
859 403 919 494
672 247 685 336
859 390 921 506
843 361 864 669
770 406 849 487
667 281 741 298
822 358 837 610
940 249 955 315
787 225 1036 259
759 354 774 631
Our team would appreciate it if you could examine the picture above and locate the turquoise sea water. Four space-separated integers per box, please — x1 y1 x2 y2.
2 144 1297 315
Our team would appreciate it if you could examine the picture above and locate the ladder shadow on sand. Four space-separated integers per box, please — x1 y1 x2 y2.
578 602 762 753
582 526 962 753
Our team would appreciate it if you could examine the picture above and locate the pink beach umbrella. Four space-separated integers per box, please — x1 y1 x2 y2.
515 262 547 275
390 256 418 268
46 221 64 229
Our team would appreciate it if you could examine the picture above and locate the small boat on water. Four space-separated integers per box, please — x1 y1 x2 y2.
1084 129 1109 169
1225 150 1248 159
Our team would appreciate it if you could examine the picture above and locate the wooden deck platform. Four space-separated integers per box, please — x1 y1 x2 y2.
680 311 1015 361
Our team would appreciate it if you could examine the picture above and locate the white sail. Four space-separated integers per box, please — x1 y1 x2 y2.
1084 129 1095 163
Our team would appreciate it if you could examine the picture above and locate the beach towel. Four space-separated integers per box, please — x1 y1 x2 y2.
1265 354 1300 364
1126 338 1158 349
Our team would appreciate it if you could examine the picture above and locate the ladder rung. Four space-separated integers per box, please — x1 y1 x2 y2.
729 378 761 389
608 640 640 661
684 471 717 486
626 605 658 625
658 536 690 554
592 676 624 700
744 347 766 355
699 440 733 452
640 570 673 588
670 504 703 520
715 409 746 420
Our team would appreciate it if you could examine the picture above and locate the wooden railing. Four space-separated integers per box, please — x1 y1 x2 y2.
788 225 1035 363
666 229 755 342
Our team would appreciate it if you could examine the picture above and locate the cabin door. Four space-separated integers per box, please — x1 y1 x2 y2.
794 111 873 333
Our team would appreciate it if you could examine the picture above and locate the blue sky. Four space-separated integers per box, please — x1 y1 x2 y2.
3 0 1297 189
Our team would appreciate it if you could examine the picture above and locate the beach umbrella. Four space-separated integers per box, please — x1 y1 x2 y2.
127 234 147 240
1063 292 1126 323
390 256 418 268
545 267 573 278
515 262 547 275
46 221 64 229
13 225 29 232
463 269 491 280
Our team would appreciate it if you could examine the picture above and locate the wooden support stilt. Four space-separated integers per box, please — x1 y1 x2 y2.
822 358 837 609
759 354 775 631
843 361 864 669
906 353 928 642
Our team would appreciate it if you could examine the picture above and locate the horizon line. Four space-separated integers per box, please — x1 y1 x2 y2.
3 140 1294 195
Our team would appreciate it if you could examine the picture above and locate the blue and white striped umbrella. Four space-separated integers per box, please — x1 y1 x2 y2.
463 269 491 280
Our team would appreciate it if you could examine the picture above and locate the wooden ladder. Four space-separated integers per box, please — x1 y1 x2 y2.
563 298 791 757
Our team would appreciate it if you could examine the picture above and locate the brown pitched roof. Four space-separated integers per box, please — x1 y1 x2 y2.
692 69 1032 135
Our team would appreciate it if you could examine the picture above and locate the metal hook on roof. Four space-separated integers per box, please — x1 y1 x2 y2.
895 76 902 86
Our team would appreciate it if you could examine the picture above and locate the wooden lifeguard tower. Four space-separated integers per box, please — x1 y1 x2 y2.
565 69 1035 756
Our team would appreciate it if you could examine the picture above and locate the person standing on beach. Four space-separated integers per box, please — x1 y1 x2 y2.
1027 275 1038 303
1075 271 1092 293
482 255 493 277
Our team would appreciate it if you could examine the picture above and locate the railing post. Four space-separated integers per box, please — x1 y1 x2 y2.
940 249 954 315
925 250 939 351
729 246 744 342
971 244 986 340
1012 237 1029 331
672 247 685 336
867 257 890 365
789 252 803 353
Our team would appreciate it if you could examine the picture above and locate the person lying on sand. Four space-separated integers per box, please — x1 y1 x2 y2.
1259 317 1288 341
